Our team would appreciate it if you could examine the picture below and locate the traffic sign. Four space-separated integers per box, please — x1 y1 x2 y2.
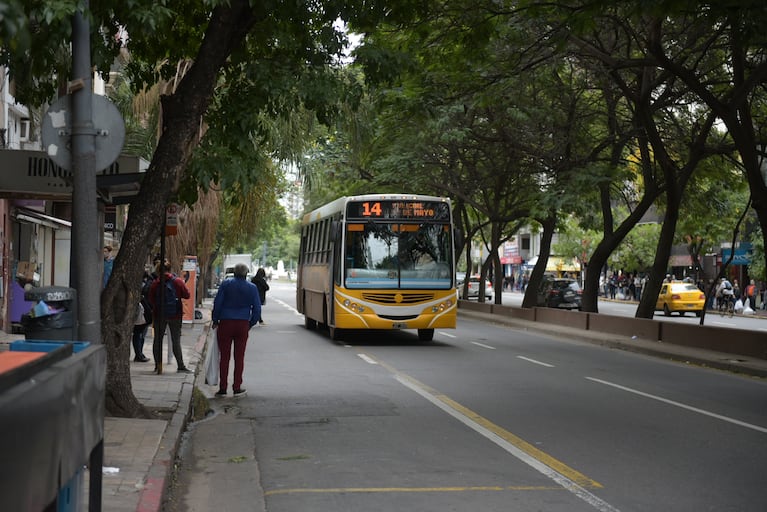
41 94 125 172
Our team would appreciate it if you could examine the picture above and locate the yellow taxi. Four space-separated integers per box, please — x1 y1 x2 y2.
655 281 706 317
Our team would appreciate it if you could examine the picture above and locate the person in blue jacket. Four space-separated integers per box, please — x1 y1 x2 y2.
211 263 261 397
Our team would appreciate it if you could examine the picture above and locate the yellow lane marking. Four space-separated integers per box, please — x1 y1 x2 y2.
436 393 600 489
368 355 621 512
265 485 565 496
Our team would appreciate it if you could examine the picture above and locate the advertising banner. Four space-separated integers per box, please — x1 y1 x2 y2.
182 256 197 324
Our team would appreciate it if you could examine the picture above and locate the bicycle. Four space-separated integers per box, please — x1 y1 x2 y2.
718 295 735 317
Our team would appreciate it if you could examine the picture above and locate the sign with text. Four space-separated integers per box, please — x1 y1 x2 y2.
346 200 451 221
165 203 179 236
0 149 145 198
181 256 197 324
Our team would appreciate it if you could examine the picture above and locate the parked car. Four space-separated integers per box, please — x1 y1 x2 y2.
655 281 705 317
459 276 493 300
537 277 582 310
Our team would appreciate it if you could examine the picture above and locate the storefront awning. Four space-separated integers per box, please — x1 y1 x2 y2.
524 256 580 272
547 256 579 272
13 207 71 230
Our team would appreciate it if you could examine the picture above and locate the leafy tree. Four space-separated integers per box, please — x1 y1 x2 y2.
675 158 751 281
552 217 601 276
610 223 662 275
642 1 767 282
748 226 765 283
1 0 383 417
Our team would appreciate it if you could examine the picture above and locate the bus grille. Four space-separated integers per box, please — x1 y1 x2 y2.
362 292 435 304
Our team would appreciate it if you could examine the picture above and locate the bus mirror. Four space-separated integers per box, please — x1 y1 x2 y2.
330 220 341 242
454 228 465 251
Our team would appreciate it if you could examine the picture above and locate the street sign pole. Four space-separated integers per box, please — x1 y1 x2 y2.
71 4 101 346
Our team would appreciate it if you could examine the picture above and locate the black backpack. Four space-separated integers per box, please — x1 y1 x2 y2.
156 277 180 317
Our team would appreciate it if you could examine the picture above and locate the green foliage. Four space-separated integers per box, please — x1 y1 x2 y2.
552 217 601 265
674 156 750 254
748 225 765 281
262 218 301 270
610 223 663 274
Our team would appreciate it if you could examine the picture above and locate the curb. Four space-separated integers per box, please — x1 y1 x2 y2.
135 322 210 512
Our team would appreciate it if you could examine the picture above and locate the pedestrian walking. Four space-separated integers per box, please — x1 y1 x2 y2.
103 245 115 288
212 263 261 397
251 267 270 325
608 274 617 299
744 279 757 311
149 259 192 374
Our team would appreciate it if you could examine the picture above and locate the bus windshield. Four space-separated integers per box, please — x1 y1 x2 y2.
344 222 453 289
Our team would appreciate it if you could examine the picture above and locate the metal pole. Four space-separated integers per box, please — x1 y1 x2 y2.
71 3 101 344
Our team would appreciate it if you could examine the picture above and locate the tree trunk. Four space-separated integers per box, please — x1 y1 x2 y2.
522 216 555 309
101 0 260 417
580 189 659 313
635 193 680 318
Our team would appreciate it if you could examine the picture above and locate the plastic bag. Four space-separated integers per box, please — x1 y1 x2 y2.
204 338 220 386
134 302 145 326
743 305 755 315
734 299 743 312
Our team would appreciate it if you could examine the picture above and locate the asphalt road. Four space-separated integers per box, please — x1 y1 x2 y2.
172 282 767 512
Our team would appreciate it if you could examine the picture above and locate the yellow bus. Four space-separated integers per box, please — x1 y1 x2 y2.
297 194 459 341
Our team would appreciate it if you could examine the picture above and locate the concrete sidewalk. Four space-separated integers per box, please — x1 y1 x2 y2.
97 308 212 512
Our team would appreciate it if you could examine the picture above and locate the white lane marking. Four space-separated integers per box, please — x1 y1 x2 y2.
357 354 378 365
471 342 496 350
440 332 456 338
517 356 555 368
275 298 303 316
395 375 621 512
586 377 767 434
710 321 737 327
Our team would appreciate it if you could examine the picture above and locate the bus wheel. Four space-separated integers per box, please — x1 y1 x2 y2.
305 316 317 330
418 329 434 341
329 326 343 341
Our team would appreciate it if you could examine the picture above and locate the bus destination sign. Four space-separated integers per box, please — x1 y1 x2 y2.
347 200 450 220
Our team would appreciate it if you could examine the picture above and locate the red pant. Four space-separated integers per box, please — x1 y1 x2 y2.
216 319 249 391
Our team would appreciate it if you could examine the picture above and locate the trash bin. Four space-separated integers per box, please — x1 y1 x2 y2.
21 286 77 341
7 338 91 512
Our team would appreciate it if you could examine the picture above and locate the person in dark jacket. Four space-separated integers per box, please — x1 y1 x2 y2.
251 267 270 325
149 260 192 375
131 271 153 362
212 263 261 397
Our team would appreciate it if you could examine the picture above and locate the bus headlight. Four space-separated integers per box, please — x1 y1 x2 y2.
344 299 365 313
432 300 453 313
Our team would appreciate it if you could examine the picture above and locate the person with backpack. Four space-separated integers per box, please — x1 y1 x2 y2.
212 263 261 397
716 277 734 310
149 259 192 375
